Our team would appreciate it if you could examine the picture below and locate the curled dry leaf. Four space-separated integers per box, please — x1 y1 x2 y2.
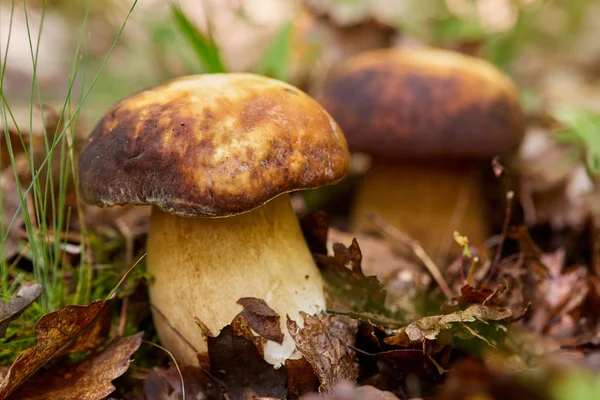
287 313 359 393
0 283 42 337
207 325 287 400
236 297 284 344
6 332 143 400
0 299 112 399
384 304 513 346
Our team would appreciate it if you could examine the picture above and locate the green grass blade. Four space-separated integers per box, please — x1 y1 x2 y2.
171 3 227 73
253 20 293 81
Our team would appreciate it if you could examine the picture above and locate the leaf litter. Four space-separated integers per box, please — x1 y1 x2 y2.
6 332 142 400
287 313 359 393
0 298 113 399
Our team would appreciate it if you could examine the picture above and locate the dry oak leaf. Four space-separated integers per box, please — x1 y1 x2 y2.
0 298 112 399
287 313 359 394
0 283 42 337
236 297 284 344
6 332 143 400
384 304 513 346
314 240 389 319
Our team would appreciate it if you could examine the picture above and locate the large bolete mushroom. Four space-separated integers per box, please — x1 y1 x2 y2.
317 47 525 263
78 73 350 367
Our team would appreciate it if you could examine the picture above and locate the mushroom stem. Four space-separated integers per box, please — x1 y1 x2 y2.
146 193 325 367
350 159 488 265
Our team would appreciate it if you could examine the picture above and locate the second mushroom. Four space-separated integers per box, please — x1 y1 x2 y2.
317 47 525 264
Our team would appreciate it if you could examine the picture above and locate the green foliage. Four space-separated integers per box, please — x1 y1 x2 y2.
171 3 227 73
554 108 600 176
254 21 293 81
552 370 600 400
170 2 295 81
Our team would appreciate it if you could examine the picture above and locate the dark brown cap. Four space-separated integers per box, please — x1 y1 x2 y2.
317 47 525 160
78 73 350 217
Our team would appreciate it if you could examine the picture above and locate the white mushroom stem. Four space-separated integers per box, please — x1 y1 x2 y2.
146 193 325 367
350 159 489 265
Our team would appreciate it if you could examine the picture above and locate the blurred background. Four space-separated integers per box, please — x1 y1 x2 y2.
3 0 600 118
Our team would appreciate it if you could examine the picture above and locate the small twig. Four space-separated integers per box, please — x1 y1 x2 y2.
490 157 515 276
6 242 31 276
458 253 466 285
142 340 186 400
367 213 454 300
465 256 480 286
105 252 146 300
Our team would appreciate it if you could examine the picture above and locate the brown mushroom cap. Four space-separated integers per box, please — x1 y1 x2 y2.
78 73 350 217
317 47 525 160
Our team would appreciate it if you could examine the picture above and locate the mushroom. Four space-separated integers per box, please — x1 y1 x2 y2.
78 73 350 367
317 47 525 263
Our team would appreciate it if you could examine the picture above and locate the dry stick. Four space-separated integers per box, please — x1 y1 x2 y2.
490 158 515 276
465 256 480 286
106 253 146 300
142 340 186 400
367 213 454 300
6 242 30 276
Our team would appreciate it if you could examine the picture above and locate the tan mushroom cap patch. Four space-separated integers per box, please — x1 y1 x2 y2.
317 47 525 160
78 73 350 217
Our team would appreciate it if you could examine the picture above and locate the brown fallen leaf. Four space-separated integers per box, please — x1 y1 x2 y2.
236 297 284 344
7 332 143 400
287 313 358 393
0 298 113 399
207 325 287 400
0 283 43 337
